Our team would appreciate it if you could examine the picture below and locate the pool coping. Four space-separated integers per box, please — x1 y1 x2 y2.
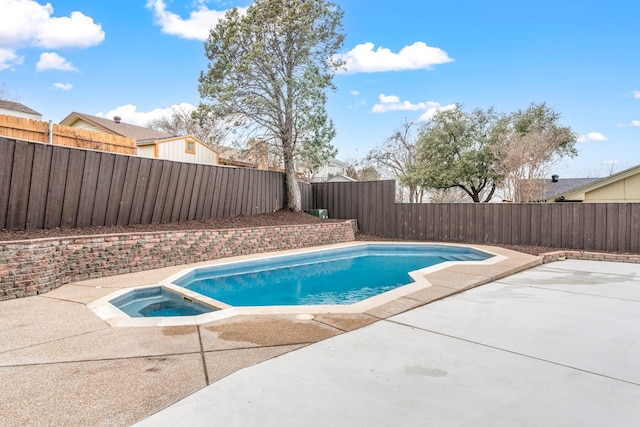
87 242 521 327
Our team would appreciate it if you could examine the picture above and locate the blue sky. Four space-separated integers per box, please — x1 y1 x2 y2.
1 0 638 178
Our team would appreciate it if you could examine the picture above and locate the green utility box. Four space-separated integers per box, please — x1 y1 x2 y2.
305 209 328 219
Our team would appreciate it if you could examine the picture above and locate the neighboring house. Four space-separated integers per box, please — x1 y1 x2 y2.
325 174 357 183
537 175 602 201
0 100 42 120
60 112 172 140
545 164 640 202
313 158 349 182
137 136 219 165
213 144 261 168
61 112 219 165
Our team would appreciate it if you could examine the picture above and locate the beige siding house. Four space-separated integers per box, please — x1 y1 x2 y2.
546 164 640 202
137 136 219 165
60 112 219 165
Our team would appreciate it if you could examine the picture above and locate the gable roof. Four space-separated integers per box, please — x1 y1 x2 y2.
0 100 41 116
549 163 640 201
60 112 173 141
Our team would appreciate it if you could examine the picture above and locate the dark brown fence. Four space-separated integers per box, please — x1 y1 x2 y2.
0 138 312 230
313 180 640 253
3 138 638 253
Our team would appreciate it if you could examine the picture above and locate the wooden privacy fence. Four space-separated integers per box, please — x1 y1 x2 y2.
313 180 640 253
0 138 312 230
0 114 136 155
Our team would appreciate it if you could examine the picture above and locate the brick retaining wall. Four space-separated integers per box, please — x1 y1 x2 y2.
0 220 357 300
542 250 640 264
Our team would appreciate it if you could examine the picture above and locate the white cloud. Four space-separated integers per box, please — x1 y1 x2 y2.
0 48 23 70
96 103 196 127
631 120 640 128
36 52 77 71
632 91 640 99
146 0 246 41
350 90 360 96
36 11 104 49
53 82 73 90
0 0 104 49
372 94 455 121
334 42 453 74
577 132 607 142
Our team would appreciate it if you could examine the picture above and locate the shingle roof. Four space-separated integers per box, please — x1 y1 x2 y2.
59 112 173 141
542 178 601 200
0 100 42 116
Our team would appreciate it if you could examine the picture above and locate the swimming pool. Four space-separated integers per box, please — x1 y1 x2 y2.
91 242 503 326
171 244 492 306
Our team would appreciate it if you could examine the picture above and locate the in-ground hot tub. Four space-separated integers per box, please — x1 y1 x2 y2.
109 286 216 318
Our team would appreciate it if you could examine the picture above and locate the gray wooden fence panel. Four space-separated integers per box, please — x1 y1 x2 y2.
92 152 115 226
0 138 15 229
26 143 52 229
76 150 101 228
140 158 164 225
129 157 152 225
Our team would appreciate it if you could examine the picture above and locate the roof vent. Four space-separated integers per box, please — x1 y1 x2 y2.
113 116 121 124
551 174 559 182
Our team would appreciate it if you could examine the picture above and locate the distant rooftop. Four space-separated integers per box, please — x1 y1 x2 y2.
543 177 601 200
60 112 173 141
0 100 42 116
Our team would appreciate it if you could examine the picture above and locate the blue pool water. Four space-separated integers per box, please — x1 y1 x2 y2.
173 244 492 306
110 287 215 317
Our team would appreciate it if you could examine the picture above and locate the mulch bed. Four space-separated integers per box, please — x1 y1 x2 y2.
0 211 344 242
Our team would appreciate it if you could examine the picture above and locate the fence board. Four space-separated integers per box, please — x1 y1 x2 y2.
44 146 69 229
26 143 52 229
92 153 115 226
202 166 218 219
0 139 16 229
178 163 196 222
61 149 86 228
631 205 640 253
104 155 128 226
190 164 205 220
76 150 101 227
214 166 229 218
129 157 152 225
140 159 164 224
117 157 141 225
6 141 34 229
173 163 191 222
152 161 173 224
164 162 184 223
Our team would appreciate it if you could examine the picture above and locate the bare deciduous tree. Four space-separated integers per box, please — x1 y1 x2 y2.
146 104 227 146
495 103 577 202
367 119 425 202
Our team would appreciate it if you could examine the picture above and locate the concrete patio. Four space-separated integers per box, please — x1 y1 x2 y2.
137 259 640 426
4 245 636 426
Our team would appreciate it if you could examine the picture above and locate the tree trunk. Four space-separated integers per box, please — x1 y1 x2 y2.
283 140 301 211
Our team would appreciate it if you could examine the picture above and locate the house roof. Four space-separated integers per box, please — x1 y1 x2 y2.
60 112 173 141
325 174 357 183
542 177 601 200
0 100 41 116
548 163 640 201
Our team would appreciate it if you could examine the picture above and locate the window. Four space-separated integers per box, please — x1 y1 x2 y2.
185 140 195 154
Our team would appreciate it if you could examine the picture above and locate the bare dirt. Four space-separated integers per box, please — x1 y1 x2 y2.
0 209 588 256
